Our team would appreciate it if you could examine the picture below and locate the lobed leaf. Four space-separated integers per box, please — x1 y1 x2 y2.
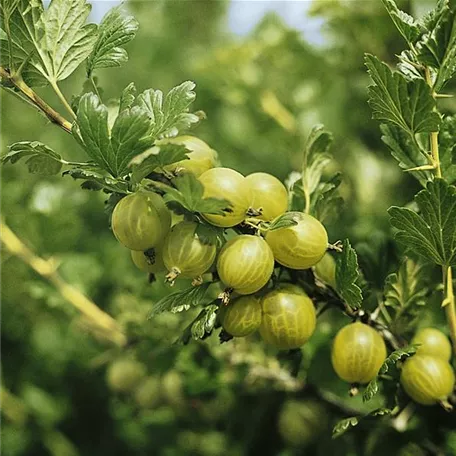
381 0 422 46
379 345 417 375
416 0 456 91
267 212 299 231
190 304 219 340
384 258 428 311
149 283 211 317
388 179 456 267
332 417 359 439
335 239 363 310
2 141 62 175
62 167 129 193
86 5 138 77
380 124 432 187
365 54 441 135
440 115 456 185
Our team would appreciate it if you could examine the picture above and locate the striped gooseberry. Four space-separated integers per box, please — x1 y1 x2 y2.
411 328 452 362
198 168 252 227
246 172 288 221
265 212 328 269
400 355 455 406
162 221 216 282
220 295 262 337
331 322 387 384
259 284 316 350
313 252 336 289
158 135 219 177
216 235 274 295
111 191 171 251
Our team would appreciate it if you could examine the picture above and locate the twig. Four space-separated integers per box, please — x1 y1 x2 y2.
0 66 73 134
0 221 126 347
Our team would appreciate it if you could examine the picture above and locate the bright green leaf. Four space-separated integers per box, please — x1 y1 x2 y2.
267 212 300 231
379 345 417 375
365 54 441 135
136 81 199 140
119 82 136 113
388 179 456 267
190 304 219 340
86 5 138 77
2 141 62 175
41 0 97 81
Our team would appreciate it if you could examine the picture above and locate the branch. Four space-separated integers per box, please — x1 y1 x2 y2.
0 67 73 134
0 221 127 347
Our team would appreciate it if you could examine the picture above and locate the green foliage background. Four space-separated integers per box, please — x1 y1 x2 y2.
2 1 456 455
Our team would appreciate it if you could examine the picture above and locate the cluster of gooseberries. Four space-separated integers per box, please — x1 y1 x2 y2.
110 136 455 407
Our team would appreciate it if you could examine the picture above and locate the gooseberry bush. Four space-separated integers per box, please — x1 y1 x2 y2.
1 0 456 452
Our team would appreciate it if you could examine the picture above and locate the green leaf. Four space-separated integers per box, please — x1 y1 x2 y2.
130 144 190 175
267 212 300 231
75 93 151 177
440 115 456 185
119 82 136 113
110 106 151 176
381 0 422 46
332 417 359 439
384 258 428 311
312 173 344 224
149 283 211 316
416 1 456 91
302 124 333 203
62 168 128 193
365 54 441 135
40 0 97 81
190 304 219 340
379 345 417 375
151 173 232 216
136 81 199 140
336 239 363 309
195 223 225 247
1 0 97 85
380 124 432 187
2 141 62 175
86 5 138 77
388 179 456 267
362 378 379 402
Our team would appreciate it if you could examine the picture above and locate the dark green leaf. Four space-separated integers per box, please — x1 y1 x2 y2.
149 283 211 316
332 417 359 439
384 258 428 310
440 115 456 185
312 173 344 224
388 179 456 266
86 5 138 77
2 141 62 175
365 54 441 135
195 223 225 247
75 93 151 177
363 378 379 402
381 0 422 46
397 50 424 81
267 212 300 231
416 1 456 91
62 168 128 193
379 345 417 375
380 124 432 187
336 239 363 309
110 105 151 176
152 173 232 216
